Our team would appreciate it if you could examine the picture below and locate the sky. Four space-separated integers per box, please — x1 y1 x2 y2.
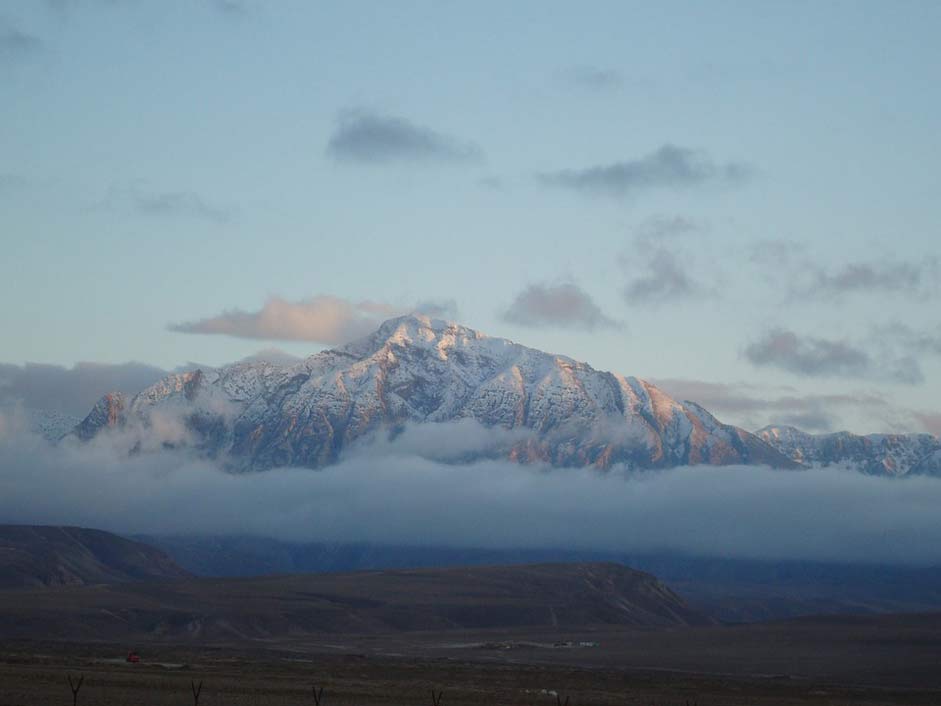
2 0 940 435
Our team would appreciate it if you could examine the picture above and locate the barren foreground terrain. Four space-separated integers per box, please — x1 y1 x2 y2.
3 613 941 706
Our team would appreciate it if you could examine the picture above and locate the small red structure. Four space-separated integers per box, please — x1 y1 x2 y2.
126 651 141 664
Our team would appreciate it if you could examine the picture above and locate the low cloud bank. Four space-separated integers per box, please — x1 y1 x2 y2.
0 361 168 417
1 413 940 565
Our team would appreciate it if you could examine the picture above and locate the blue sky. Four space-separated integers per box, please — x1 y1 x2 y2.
1 0 940 434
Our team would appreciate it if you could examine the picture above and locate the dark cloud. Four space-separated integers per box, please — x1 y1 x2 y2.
794 259 939 300
170 295 401 345
537 144 751 198
101 184 230 223
502 283 620 331
622 250 706 304
745 330 870 377
558 65 624 90
0 23 42 62
0 361 168 417
326 110 483 165
3 416 941 565
744 329 922 384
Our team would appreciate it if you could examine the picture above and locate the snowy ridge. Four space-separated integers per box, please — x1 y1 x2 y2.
756 425 941 476
73 315 796 472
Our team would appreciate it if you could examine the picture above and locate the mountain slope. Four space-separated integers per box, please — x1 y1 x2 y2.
73 315 796 471
0 525 191 589
756 425 941 476
0 562 712 642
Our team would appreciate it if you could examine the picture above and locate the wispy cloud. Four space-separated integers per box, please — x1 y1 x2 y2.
748 239 805 267
326 109 483 165
558 65 624 90
633 215 699 247
210 0 249 17
169 296 402 345
502 282 620 331
792 258 939 300
538 144 751 198
413 298 459 320
622 250 708 305
744 328 922 384
875 322 941 356
101 183 231 223
653 377 890 433
0 23 42 63
477 176 504 191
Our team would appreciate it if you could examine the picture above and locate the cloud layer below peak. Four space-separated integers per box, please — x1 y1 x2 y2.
2 416 941 565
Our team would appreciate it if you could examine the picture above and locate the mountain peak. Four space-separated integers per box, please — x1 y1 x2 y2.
72 317 799 472
369 314 488 349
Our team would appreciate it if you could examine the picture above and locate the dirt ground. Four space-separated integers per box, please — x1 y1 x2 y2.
1 634 940 706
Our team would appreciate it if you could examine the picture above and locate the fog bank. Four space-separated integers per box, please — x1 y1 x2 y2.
1 412 939 565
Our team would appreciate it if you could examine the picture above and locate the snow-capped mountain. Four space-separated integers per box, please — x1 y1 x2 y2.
756 425 941 476
73 315 796 471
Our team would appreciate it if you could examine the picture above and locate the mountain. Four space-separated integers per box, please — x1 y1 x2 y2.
0 562 711 642
0 525 190 589
756 425 941 476
72 315 795 472
140 535 941 623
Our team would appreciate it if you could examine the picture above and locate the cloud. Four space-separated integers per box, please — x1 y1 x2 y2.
3 416 941 565
771 410 837 434
210 0 249 17
477 176 504 191
622 250 707 304
744 329 921 384
653 378 899 434
169 295 403 345
413 298 459 320
502 283 621 331
235 348 303 366
748 239 805 267
0 361 168 417
633 215 699 247
913 412 941 436
101 183 230 223
558 65 624 90
326 110 483 165
537 144 751 198
793 259 939 300
0 23 42 63
652 378 892 433
874 322 941 356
